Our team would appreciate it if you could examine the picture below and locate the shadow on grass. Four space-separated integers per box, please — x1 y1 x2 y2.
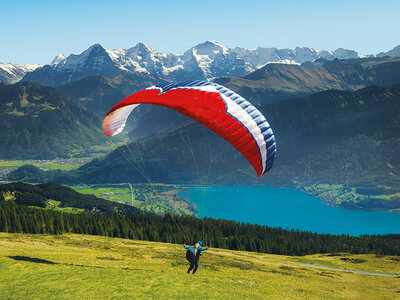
7 255 144 271
8 256 58 265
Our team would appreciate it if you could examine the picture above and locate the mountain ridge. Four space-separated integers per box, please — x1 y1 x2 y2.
216 56 400 106
13 42 400 86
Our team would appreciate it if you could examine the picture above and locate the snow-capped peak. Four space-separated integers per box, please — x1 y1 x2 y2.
126 42 159 58
332 48 360 59
50 53 66 65
192 40 229 56
133 42 155 52
87 43 107 51
83 43 119 62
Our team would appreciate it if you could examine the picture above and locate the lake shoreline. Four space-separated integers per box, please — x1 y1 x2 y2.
178 182 400 214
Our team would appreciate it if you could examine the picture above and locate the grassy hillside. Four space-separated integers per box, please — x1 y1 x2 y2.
0 233 399 299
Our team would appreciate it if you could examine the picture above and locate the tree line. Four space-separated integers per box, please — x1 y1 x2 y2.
1 198 399 256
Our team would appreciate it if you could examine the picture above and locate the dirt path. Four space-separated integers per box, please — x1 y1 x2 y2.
289 261 400 277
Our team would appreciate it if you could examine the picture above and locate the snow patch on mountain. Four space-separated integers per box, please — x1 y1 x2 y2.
258 59 300 69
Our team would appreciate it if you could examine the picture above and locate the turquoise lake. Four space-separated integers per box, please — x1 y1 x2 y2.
181 186 400 236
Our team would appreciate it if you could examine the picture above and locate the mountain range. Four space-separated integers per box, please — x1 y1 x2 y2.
1 42 399 85
50 56 400 141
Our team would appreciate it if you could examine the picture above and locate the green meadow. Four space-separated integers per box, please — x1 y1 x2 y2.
0 233 399 299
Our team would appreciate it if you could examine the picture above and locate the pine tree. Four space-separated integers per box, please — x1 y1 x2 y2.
0 207 9 232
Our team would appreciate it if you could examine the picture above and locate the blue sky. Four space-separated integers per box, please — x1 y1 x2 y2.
1 0 399 64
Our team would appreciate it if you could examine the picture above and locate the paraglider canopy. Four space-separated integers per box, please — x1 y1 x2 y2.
102 80 276 176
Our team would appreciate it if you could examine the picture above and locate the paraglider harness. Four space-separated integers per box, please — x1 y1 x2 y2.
186 248 200 264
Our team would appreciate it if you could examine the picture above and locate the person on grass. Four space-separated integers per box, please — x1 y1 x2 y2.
183 241 209 274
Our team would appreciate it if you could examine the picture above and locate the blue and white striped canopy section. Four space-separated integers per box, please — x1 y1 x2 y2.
102 80 276 176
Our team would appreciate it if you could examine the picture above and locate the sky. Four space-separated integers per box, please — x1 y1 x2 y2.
1 0 399 64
